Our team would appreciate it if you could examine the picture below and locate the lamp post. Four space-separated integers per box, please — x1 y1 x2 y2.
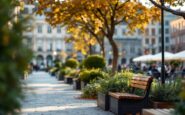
160 0 165 84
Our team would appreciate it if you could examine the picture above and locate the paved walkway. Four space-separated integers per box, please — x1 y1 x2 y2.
21 72 113 115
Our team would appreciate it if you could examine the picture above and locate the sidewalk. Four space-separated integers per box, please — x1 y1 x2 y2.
21 72 113 115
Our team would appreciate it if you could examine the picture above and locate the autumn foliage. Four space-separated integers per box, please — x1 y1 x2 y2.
34 0 160 72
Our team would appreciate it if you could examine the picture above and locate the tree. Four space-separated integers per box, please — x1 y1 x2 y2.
66 24 102 56
149 0 185 19
35 0 160 73
0 0 32 114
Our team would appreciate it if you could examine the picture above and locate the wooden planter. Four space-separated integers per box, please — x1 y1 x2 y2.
64 76 73 84
73 78 81 90
81 81 88 89
151 101 175 109
97 92 109 111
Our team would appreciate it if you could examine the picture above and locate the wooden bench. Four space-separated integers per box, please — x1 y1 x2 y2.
109 76 153 115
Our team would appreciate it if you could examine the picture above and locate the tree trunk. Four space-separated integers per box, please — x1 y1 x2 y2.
108 38 118 74
89 44 93 55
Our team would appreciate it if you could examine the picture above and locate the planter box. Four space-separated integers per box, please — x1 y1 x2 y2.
73 78 81 90
81 81 88 89
58 73 64 81
64 76 73 84
97 92 109 111
151 101 175 109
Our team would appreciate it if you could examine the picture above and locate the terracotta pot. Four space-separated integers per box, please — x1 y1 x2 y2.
151 101 175 109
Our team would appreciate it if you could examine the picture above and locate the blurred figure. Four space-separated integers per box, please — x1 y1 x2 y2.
117 64 122 72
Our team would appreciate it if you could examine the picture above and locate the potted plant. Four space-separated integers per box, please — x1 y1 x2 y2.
63 67 73 84
73 77 81 90
71 70 81 90
57 68 66 80
174 80 185 115
97 71 133 111
150 79 182 108
81 81 101 99
79 69 106 89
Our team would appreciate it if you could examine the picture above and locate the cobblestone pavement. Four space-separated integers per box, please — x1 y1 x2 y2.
21 72 113 115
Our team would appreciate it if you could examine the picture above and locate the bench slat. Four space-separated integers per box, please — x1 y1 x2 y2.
132 77 151 81
109 92 143 100
131 80 148 86
130 84 147 90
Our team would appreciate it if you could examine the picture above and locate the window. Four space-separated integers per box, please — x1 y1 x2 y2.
56 40 61 51
37 40 43 51
22 7 29 14
151 21 155 25
152 38 155 45
37 47 43 51
57 26 61 33
32 7 37 13
158 37 161 43
114 28 117 35
159 46 162 52
165 28 169 34
122 29 126 35
152 48 155 54
145 38 149 44
145 28 149 35
137 29 142 35
165 37 169 43
37 25 42 33
47 26 52 33
49 43 53 51
144 49 149 54
165 21 169 26
158 28 161 34
166 46 169 51
130 47 135 53
152 28 155 36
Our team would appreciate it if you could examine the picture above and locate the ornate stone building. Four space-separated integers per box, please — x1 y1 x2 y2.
170 17 185 53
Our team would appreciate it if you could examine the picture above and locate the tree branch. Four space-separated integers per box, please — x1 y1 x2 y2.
149 0 185 19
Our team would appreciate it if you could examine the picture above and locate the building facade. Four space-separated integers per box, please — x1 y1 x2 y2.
170 17 185 53
22 3 68 67
104 23 142 65
22 0 178 67
104 12 177 65
142 12 176 55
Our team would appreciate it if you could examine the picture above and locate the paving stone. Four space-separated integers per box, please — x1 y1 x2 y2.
21 72 113 115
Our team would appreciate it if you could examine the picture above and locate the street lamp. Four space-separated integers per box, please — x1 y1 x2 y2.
160 0 165 84
53 51 57 57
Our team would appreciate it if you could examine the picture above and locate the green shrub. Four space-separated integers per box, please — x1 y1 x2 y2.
0 0 32 114
174 80 185 115
49 67 58 75
79 69 107 83
81 82 101 98
65 58 79 68
83 55 105 69
150 79 182 102
59 67 72 76
99 71 134 94
81 70 135 98
68 69 79 78
170 60 181 68
55 62 62 68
